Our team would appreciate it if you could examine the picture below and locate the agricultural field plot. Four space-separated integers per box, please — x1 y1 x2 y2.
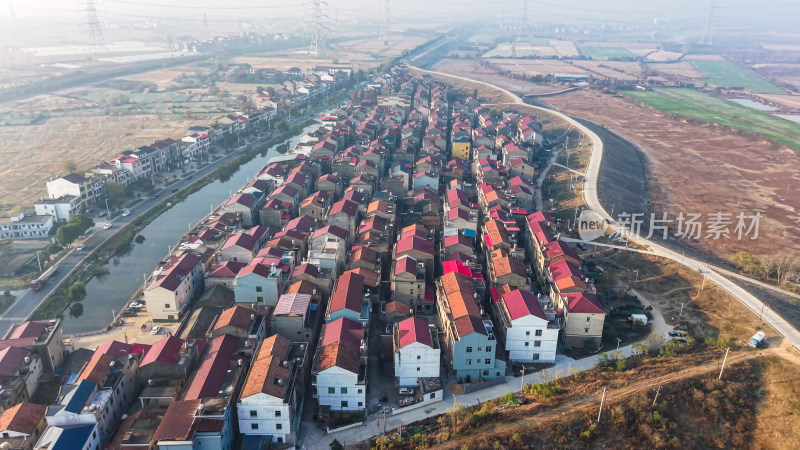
0 115 197 207
753 63 800 91
691 60 785 94
483 43 514 58
578 41 657 56
645 61 706 79
468 32 501 44
122 69 186 88
571 60 642 81
549 40 579 57
644 50 683 62
623 88 800 150
513 43 534 58
334 35 430 58
579 46 636 60
531 46 559 58
545 89 800 262
483 58 588 77
433 59 566 96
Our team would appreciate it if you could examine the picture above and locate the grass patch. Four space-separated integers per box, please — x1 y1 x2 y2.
691 60 783 94
580 46 635 60
622 88 800 150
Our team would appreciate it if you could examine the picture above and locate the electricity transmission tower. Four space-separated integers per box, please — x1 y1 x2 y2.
698 0 716 46
85 0 107 50
380 0 391 46
309 0 329 58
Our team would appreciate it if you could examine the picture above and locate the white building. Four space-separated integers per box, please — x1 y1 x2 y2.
144 253 204 321
45 173 98 208
34 195 81 222
312 318 366 412
238 335 307 445
495 289 559 363
0 214 53 240
394 317 440 387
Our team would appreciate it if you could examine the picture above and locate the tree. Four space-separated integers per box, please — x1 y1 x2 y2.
56 225 81 246
329 439 343 450
104 181 128 207
46 243 63 255
256 85 264 94
61 160 77 173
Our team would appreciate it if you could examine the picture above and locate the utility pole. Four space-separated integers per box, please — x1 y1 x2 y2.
652 385 661 407
616 338 622 350
521 365 526 391
597 387 607 423
36 250 43 273
718 347 730 380
679 302 685 319
381 0 391 46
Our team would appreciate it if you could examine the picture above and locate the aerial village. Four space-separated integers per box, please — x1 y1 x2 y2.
0 65 604 449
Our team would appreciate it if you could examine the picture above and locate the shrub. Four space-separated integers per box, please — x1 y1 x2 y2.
512 432 522 443
653 410 662 421
525 382 563 400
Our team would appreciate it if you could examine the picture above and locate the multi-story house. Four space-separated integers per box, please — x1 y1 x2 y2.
45 173 96 209
494 289 559 362
144 253 204 321
271 293 320 343
311 318 367 412
558 292 606 348
0 402 47 450
0 320 65 373
237 335 307 445
0 214 53 240
390 255 428 313
221 193 260 228
234 259 284 307
394 317 440 387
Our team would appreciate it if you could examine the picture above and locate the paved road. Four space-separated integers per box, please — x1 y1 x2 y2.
412 65 800 351
0 124 293 338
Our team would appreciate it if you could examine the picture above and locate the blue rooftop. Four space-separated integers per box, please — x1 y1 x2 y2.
64 380 96 413
52 424 95 449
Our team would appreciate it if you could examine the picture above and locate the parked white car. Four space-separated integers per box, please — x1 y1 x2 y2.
76 244 85 251
122 210 131 217
103 223 112 230
150 326 161 335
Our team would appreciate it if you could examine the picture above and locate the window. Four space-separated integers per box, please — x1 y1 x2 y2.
585 328 590 333
486 346 492 352
534 341 541 347
586 317 591 322
249 410 257 417
358 401 363 407
341 401 348 408
478 347 482 351
466 359 472 365
164 304 171 309
525 330 530 336
276 423 282 430
533 354 540 360
466 347 473 353
483 370 489 376
328 387 335 394
430 393 436 399
341 387 348 394
417 355 421 360
251 423 259 430
524 342 529 347
275 411 281 417
358 389 363 394
277 438 283 444
417 367 421 371
484 358 491 365
256 286 263 292
535 329 543 336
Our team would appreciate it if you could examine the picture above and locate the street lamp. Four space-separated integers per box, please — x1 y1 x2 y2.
634 269 639 284
36 250 43 273
105 199 111 220
616 338 622 350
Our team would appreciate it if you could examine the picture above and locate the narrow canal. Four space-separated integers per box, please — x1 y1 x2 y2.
61 123 318 333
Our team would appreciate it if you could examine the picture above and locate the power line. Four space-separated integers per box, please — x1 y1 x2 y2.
309 0 329 58
699 0 716 46
104 0 299 9
380 0 391 45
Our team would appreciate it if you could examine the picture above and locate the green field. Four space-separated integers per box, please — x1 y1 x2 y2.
580 46 635 60
622 88 800 151
691 60 784 94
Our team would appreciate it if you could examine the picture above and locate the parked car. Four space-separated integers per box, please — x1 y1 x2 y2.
122 310 138 317
171 188 178 193
576 242 587 251
668 330 688 337
130 302 144 309
122 210 131 216
150 326 161 335
76 244 85 251
103 223 112 230
672 337 688 343
150 194 159 199
97 211 107 217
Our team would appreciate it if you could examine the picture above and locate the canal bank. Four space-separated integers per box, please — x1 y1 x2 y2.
53 121 319 334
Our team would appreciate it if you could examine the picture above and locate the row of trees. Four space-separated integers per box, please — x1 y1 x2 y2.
55 214 94 247
731 251 800 286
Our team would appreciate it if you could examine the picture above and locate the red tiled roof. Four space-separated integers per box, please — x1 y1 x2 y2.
329 199 359 216
501 289 547 321
0 347 27 377
209 261 246 278
274 293 312 316
396 235 434 257
311 224 348 240
148 253 202 292
322 317 363 347
0 402 45 434
330 272 364 314
397 317 433 348
141 336 185 367
548 260 585 282
443 234 472 249
285 280 318 296
441 260 472 277
317 341 360 373
154 399 202 442
221 233 258 251
394 255 418 276
562 292 604 314
528 211 556 224
225 193 256 208
293 263 320 278
544 241 581 262
240 334 291 400
528 220 554 246
8 321 46 340
454 315 487 337
214 305 253 332
184 334 239 400
385 301 410 316
94 340 133 358
344 267 379 288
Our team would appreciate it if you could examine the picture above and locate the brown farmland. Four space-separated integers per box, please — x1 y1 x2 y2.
545 89 800 262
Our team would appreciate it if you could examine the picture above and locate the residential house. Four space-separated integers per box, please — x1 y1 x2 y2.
311 318 367 412
271 293 319 343
145 253 204 321
558 292 606 348
234 259 284 307
327 200 360 240
494 290 559 362
394 317 440 387
325 272 368 325
0 319 64 373
221 194 260 228
0 402 47 450
207 261 247 289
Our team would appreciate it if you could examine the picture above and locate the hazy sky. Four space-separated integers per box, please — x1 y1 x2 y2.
3 0 799 31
